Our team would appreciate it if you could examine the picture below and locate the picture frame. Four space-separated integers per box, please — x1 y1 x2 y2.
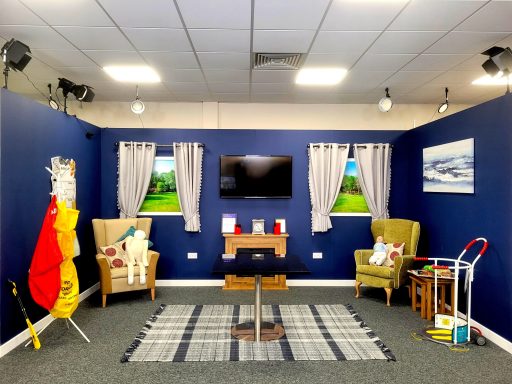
275 218 287 233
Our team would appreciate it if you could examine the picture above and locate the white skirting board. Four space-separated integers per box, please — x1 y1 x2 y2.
2 281 510 357
0 282 99 359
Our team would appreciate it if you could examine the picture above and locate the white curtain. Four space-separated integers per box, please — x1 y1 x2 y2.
118 141 156 218
173 142 203 232
353 143 391 220
308 143 350 233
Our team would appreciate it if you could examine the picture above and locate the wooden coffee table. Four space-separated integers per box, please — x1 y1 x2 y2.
408 272 455 321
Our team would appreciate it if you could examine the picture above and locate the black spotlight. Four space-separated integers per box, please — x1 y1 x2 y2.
57 77 95 113
2 38 32 88
481 46 512 77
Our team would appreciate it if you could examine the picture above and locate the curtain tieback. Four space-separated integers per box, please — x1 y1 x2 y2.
184 210 199 225
312 209 329 217
120 208 136 218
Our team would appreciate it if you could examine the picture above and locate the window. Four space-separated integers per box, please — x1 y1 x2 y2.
330 159 370 216
138 156 182 216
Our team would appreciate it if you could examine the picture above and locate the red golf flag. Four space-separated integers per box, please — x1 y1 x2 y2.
29 195 63 310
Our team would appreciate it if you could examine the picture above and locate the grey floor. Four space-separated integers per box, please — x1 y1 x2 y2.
1 286 511 384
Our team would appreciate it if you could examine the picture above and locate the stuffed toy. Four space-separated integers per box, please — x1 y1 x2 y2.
369 235 387 266
125 230 150 285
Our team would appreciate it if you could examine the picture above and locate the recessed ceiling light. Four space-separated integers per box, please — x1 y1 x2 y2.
295 68 347 86
103 66 161 83
472 74 512 85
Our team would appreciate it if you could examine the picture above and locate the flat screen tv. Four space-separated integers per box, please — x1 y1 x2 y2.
220 155 292 198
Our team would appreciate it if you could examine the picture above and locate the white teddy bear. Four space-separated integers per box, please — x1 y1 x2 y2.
125 230 149 285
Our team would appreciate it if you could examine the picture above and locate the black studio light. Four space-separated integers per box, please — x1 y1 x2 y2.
481 46 512 77
2 38 32 88
57 77 95 113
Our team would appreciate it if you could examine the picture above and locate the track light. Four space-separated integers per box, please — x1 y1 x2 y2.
378 87 393 112
130 85 145 114
438 87 449 114
57 77 95 113
481 46 512 77
2 38 31 88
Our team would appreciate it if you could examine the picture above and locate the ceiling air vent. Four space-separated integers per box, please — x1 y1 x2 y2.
253 53 305 70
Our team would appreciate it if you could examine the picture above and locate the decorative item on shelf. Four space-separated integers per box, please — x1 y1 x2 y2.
221 213 237 233
275 218 286 233
273 222 281 235
252 219 265 235
234 224 242 235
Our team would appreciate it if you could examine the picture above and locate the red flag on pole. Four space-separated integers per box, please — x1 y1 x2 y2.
28 195 63 310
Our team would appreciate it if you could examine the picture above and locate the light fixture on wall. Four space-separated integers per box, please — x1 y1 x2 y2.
378 87 393 112
437 87 449 114
2 38 32 89
57 77 95 114
130 85 145 114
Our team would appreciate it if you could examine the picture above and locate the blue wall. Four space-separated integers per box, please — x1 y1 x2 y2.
100 129 405 282
397 94 512 342
0 89 101 343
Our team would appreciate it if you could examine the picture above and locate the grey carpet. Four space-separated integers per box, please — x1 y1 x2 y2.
122 304 395 362
1 286 512 384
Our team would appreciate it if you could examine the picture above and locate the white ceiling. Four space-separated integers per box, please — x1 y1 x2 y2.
1 0 512 105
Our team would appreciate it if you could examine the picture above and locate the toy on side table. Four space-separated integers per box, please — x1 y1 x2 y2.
414 237 488 347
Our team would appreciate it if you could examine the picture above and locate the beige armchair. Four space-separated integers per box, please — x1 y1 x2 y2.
354 219 420 306
92 218 160 308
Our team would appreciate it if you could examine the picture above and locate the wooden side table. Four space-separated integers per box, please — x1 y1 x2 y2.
409 273 455 320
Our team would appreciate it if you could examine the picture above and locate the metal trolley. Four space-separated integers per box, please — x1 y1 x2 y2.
415 238 488 345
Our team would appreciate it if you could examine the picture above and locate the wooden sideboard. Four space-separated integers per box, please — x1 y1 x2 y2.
223 233 289 290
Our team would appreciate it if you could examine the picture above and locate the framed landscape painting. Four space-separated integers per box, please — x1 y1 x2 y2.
423 138 474 193
139 157 182 215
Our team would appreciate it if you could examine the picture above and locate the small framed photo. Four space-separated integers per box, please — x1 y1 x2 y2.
275 218 286 233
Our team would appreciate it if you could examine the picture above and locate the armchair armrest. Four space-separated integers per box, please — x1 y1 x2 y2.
96 254 112 294
393 255 415 288
146 250 160 289
354 249 373 266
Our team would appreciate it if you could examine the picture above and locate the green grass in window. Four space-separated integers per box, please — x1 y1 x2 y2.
139 192 181 212
331 192 369 213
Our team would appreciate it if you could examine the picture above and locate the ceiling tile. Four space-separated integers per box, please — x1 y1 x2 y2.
165 82 209 93
31 49 97 67
98 0 182 28
55 26 133 50
388 1 487 31
0 25 75 49
159 69 204 82
197 53 250 69
303 53 362 68
369 31 446 54
0 0 45 25
176 0 251 29
429 70 484 86
322 0 408 31
426 31 510 54
54 66 112 83
251 82 293 93
340 70 395 92
385 71 444 92
251 70 296 83
402 54 474 71
82 50 145 67
203 69 250 82
21 0 114 27
253 30 316 53
141 51 199 69
188 29 250 52
456 1 512 32
122 28 192 51
254 0 330 30
311 31 381 54
353 54 416 71
208 82 250 93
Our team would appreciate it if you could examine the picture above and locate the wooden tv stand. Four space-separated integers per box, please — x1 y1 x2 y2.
223 233 289 290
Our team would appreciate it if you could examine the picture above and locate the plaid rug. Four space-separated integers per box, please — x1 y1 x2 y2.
121 304 395 362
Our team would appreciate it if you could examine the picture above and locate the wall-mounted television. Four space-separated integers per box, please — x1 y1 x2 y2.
220 155 292 198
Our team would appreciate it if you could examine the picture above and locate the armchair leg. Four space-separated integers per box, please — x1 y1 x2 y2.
151 288 155 301
384 288 392 306
102 294 107 308
355 281 362 298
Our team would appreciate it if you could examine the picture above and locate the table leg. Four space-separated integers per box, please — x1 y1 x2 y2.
427 281 432 321
440 285 446 314
420 284 426 319
411 280 417 312
254 274 262 342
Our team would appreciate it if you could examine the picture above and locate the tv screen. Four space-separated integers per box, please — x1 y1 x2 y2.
220 155 292 198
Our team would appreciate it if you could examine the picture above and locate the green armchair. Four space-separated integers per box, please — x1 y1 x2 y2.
354 219 420 306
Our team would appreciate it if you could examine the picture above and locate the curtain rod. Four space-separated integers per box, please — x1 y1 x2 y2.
115 142 205 148
307 144 349 148
354 144 393 148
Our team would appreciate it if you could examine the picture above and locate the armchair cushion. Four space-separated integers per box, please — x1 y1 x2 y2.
100 240 128 268
383 242 405 267
117 226 154 248
356 264 394 279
